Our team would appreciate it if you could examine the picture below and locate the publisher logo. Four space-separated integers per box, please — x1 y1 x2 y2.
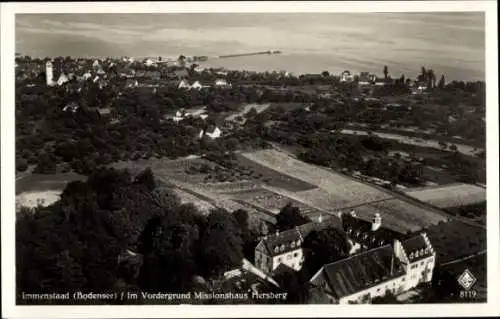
457 269 476 291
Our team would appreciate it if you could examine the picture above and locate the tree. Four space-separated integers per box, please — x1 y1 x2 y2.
275 203 310 231
438 75 446 89
198 209 244 278
134 167 156 191
383 66 389 80
302 226 350 275
321 70 330 77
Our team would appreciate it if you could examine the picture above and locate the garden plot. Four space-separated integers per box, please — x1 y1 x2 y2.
403 183 486 209
241 149 392 204
201 180 260 194
349 198 449 234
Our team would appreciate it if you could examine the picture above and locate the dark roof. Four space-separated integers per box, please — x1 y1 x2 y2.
257 228 302 257
341 213 405 249
401 233 433 263
316 244 406 299
257 219 340 257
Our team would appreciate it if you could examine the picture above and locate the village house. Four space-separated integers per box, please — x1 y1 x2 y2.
358 72 373 86
309 231 435 304
215 78 232 88
254 215 340 274
340 70 354 83
199 125 222 139
178 79 191 90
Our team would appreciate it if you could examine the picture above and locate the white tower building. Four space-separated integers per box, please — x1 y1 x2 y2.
46 61 54 86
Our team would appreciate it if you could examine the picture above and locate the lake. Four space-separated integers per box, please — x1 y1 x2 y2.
16 12 485 81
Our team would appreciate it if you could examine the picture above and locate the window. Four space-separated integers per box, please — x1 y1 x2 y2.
420 261 424 266
274 246 279 253
428 257 434 263
376 288 381 292
291 242 296 248
294 252 299 257
277 257 282 263
287 254 292 260
409 253 414 259
280 244 285 252
402 278 406 282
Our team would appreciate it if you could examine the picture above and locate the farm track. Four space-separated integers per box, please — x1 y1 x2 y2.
441 249 487 267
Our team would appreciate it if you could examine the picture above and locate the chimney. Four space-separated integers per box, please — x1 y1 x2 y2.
349 210 357 217
371 213 382 231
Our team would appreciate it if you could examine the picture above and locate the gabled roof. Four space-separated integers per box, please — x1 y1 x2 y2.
256 219 339 257
257 228 302 257
401 233 433 263
341 213 405 249
315 244 406 299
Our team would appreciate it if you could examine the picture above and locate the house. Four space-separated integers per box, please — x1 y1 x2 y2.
199 125 222 139
83 72 93 80
173 109 190 122
309 232 435 304
215 78 232 88
63 102 80 113
96 66 106 75
119 68 136 78
57 73 69 86
144 58 155 67
178 79 191 89
125 79 139 88
340 70 354 83
254 215 340 274
340 211 407 252
92 60 100 68
190 81 203 90
358 72 372 86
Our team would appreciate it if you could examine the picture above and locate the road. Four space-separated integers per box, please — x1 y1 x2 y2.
441 249 487 267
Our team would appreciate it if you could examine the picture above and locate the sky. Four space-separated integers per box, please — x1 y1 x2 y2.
15 13 485 80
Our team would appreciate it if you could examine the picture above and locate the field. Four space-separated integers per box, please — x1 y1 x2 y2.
232 153 318 192
241 149 392 205
403 183 486 209
350 198 449 233
424 220 486 264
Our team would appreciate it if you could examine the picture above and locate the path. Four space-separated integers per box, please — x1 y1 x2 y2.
441 250 487 267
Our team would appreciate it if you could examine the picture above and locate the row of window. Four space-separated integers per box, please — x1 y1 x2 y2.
409 247 431 259
277 252 300 263
410 258 433 269
273 240 301 253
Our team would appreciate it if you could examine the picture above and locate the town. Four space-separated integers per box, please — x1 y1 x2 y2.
15 52 486 305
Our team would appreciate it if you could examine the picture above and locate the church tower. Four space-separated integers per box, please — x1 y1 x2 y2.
45 61 54 86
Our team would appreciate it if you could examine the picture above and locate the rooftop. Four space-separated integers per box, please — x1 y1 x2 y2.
315 244 406 299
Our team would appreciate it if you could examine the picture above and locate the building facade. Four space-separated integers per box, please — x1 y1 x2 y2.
309 232 436 304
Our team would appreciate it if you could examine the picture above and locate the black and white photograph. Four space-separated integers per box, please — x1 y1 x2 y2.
1 1 499 318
